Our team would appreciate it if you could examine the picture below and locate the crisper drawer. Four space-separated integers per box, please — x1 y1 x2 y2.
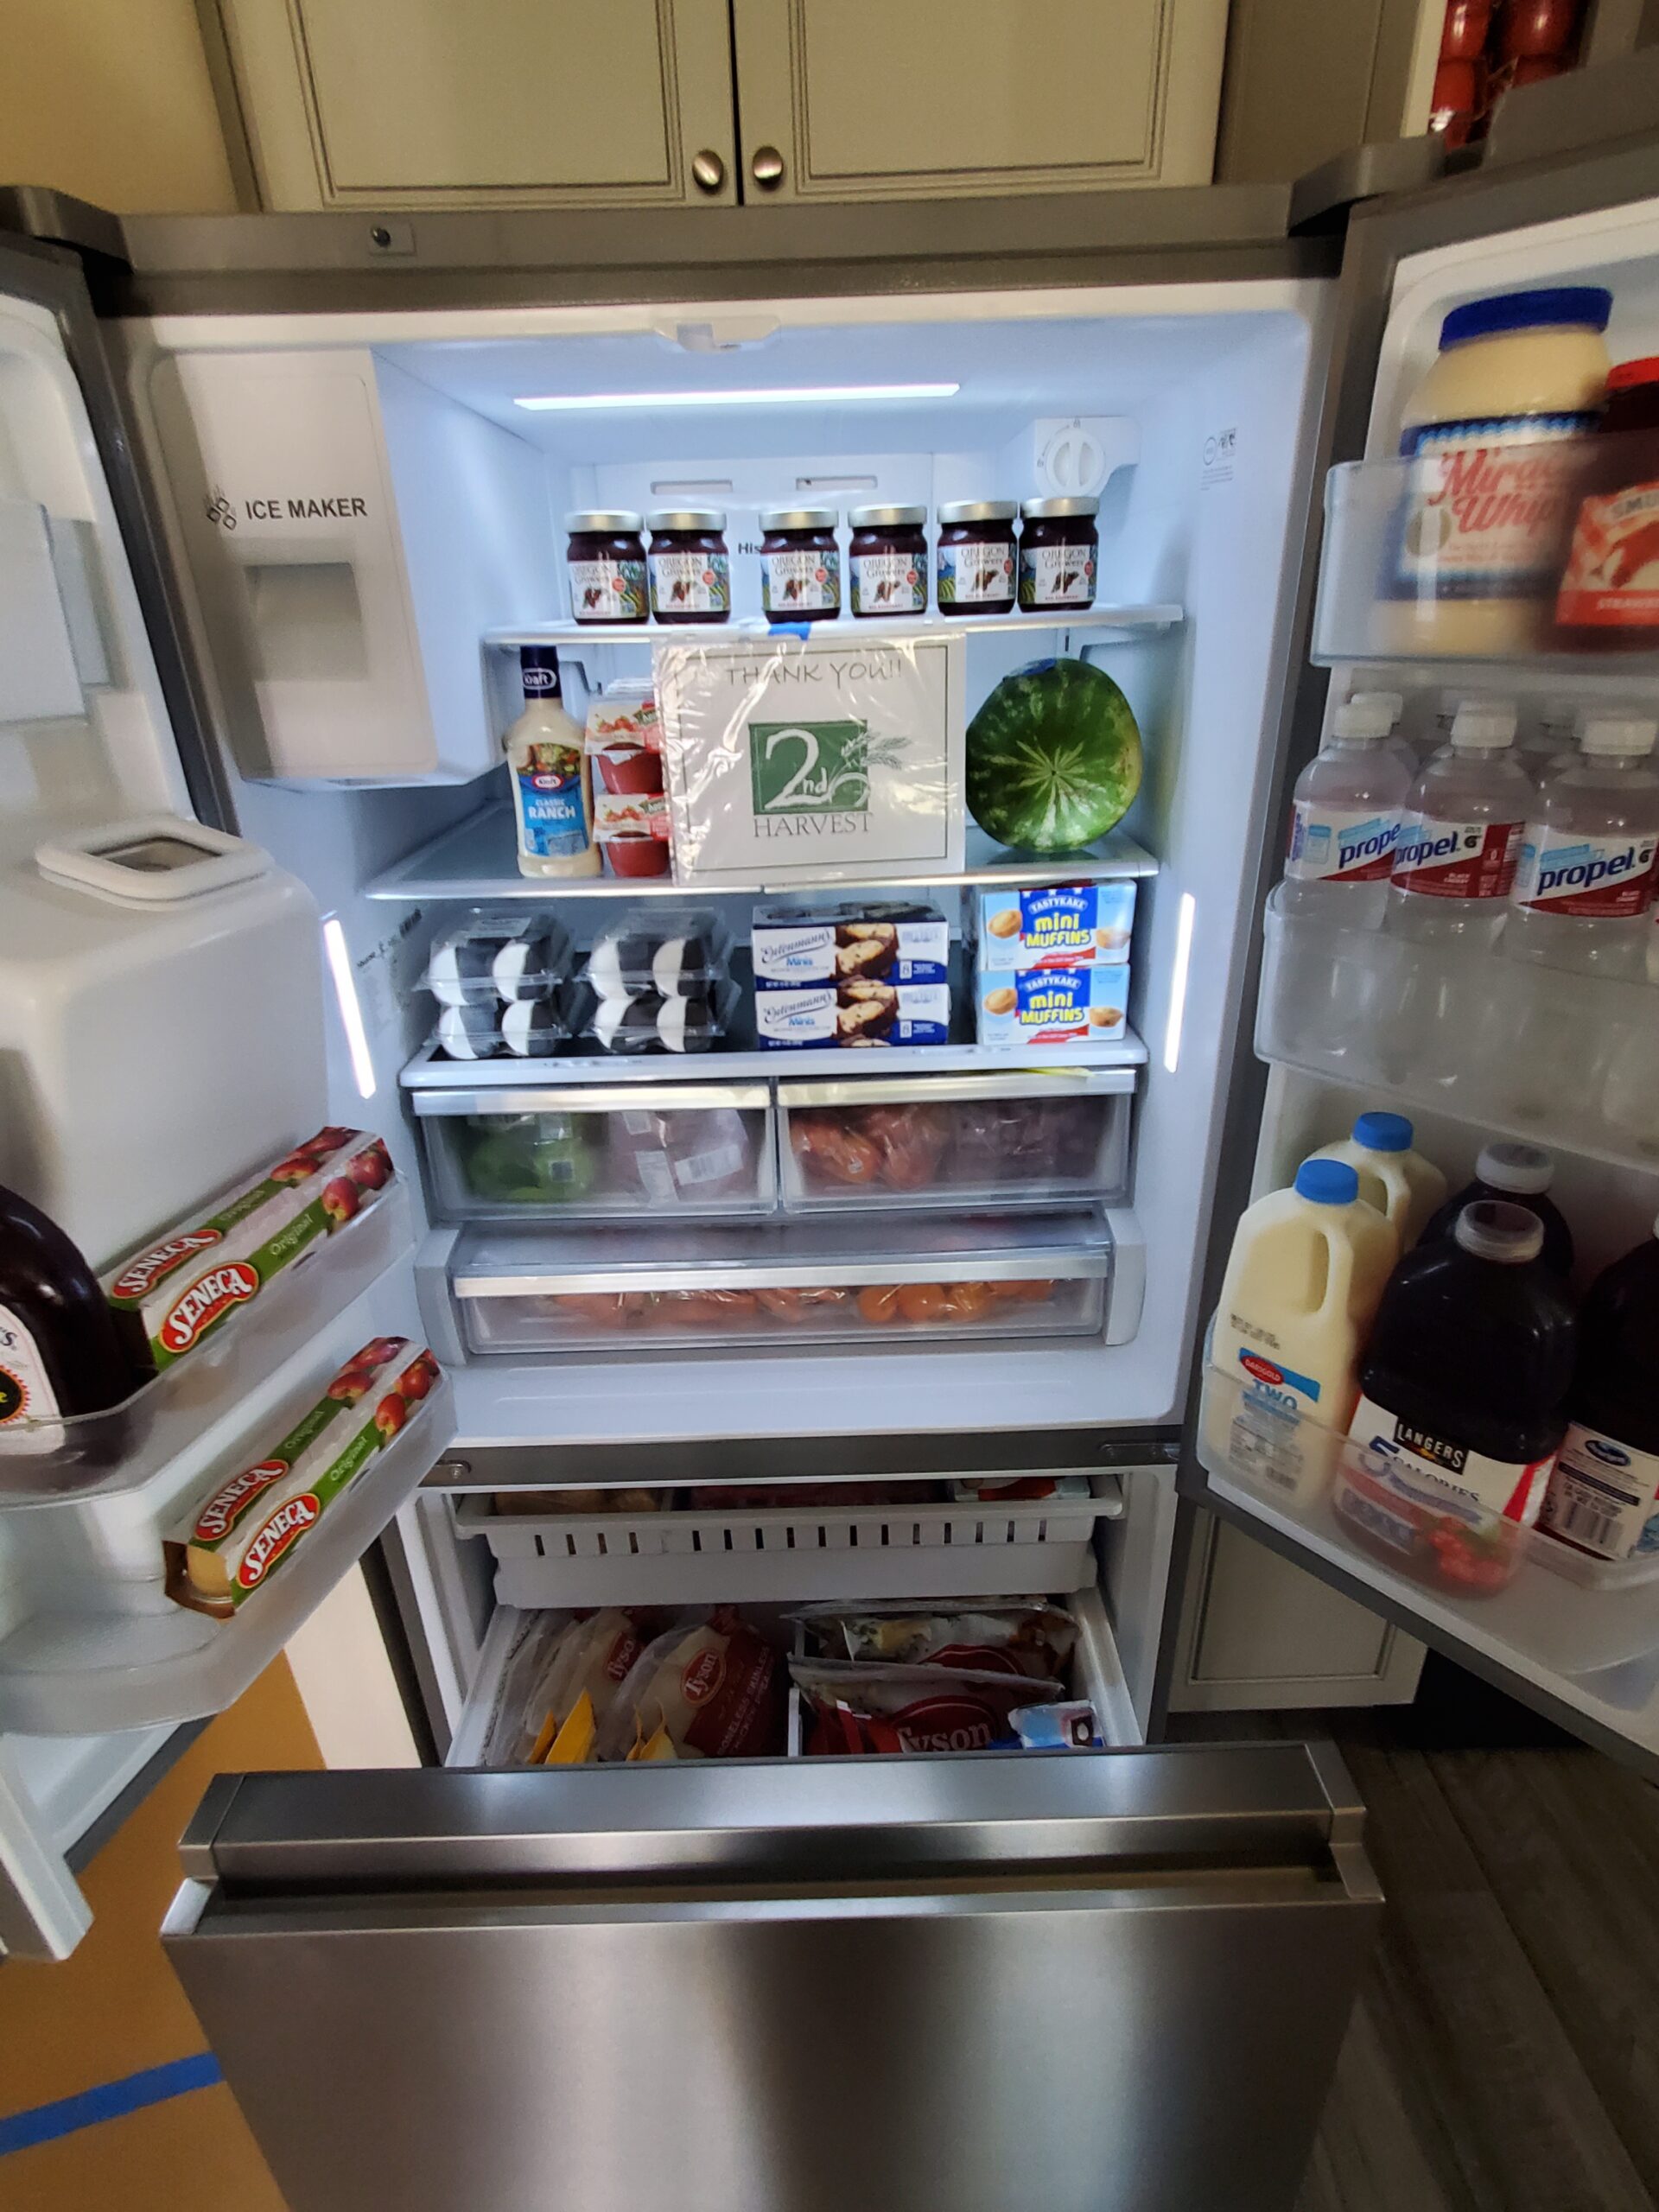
777 1068 1132 1212
413 1083 777 1224
448 1211 1115 1357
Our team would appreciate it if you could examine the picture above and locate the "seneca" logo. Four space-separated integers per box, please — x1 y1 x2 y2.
194 1459 289 1543
111 1230 221 1301
162 1263 260 1351
237 1494 320 1588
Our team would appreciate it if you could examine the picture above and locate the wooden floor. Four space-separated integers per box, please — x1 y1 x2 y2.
1180 1658 1659 2212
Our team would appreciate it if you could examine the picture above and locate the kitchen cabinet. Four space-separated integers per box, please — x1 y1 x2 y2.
728 0 1229 201
204 0 741 209
204 0 1226 211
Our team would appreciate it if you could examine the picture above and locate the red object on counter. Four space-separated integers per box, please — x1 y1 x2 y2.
604 833 672 878
592 743 663 797
1555 358 1659 650
1441 0 1492 58
1500 0 1580 58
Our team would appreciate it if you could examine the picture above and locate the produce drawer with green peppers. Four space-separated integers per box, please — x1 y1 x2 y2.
412 1084 778 1224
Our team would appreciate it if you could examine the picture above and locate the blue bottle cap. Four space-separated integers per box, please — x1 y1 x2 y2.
1295 1159 1360 1206
1440 287 1611 348
1353 1111 1413 1154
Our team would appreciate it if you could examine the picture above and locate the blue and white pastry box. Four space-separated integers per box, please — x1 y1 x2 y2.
975 964 1129 1049
976 882 1135 969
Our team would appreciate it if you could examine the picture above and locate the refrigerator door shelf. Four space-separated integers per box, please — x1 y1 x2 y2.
448 1585 1135 1766
414 1083 779 1226
0 1181 414 1505
1197 1363 1659 1726
453 1473 1125 1609
443 1209 1116 1358
778 1067 1134 1213
1256 893 1659 1173
0 1373 454 1737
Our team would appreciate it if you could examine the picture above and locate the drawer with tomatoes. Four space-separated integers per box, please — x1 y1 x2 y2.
776 1070 1132 1214
438 1211 1116 1358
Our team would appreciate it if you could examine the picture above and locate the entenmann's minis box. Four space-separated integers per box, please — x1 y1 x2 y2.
975 964 1128 1049
976 882 1135 969
757 982 951 1048
752 901 950 988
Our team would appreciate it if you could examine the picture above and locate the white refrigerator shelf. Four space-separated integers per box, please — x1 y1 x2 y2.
367 804 1159 903
483 607 1184 650
0 1376 454 1737
454 1476 1125 1607
445 1580 1135 1768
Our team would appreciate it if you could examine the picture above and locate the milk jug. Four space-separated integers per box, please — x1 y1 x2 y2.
1212 1159 1399 1431
1308 1112 1447 1249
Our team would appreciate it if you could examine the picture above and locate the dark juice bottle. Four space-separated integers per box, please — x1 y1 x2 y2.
1421 1141 1576 1278
1538 1216 1659 1566
0 1184 140 1451
1340 1201 1576 1595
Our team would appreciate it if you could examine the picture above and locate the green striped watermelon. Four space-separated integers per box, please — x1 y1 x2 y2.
966 658 1143 853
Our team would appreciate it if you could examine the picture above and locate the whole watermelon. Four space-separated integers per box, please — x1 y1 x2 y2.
966 658 1143 852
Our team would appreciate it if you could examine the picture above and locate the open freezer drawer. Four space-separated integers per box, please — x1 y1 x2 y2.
164 1743 1378 2212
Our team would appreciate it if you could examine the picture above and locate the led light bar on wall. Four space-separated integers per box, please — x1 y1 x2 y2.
513 382 960 412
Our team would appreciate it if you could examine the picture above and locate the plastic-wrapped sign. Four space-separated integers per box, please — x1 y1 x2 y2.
657 634 963 885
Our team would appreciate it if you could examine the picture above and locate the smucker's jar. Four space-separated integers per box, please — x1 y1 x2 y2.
760 507 840 621
647 509 731 624
1019 498 1098 610
849 505 928 618
566 511 647 625
936 501 1017 613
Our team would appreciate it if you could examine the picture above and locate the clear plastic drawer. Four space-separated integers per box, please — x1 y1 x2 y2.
415 1084 778 1224
776 1070 1132 1213
448 1211 1115 1357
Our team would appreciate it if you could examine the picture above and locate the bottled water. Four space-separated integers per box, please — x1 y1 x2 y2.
1348 689 1412 782
1508 715 1659 978
1382 702 1529 1084
1277 699 1408 1063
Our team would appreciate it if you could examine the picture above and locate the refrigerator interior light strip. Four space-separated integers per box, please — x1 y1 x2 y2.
513 382 960 411
323 915 378 1100
1162 892 1196 1076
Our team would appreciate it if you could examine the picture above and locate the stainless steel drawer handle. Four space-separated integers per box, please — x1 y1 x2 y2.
692 149 726 193
750 145 785 189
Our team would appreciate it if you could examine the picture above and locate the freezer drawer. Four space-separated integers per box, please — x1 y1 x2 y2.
414 1082 779 1224
777 1066 1133 1212
165 1745 1377 2212
448 1209 1116 1357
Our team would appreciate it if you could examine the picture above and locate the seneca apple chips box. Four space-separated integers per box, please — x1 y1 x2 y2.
167 1338 441 1617
104 1127 395 1372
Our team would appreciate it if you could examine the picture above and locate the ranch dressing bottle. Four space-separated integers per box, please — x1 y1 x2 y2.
505 647 599 880
1378 287 1611 658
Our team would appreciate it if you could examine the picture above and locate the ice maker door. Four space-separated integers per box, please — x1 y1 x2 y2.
165 1747 1378 2212
1182 107 1659 1775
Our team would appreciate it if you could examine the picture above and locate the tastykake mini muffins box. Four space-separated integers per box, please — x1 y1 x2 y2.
975 963 1129 1048
976 882 1135 969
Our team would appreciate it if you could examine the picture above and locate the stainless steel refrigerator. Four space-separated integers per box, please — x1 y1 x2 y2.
1 52 1657 2209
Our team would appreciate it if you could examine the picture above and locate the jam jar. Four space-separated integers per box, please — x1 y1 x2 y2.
647 509 730 624
1019 497 1098 611
566 511 647 625
936 500 1017 614
760 507 841 621
849 505 928 617
1555 358 1659 652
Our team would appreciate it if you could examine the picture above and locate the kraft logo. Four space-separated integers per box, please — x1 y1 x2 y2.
1240 1353 1285 1388
1586 1437 1631 1467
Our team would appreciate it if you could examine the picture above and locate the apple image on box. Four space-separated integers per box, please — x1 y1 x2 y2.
321 1178 360 1224
346 1143 391 1191
375 1394 408 1440
398 1352 438 1402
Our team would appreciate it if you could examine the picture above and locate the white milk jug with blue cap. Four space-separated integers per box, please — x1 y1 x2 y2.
1212 1159 1400 1432
1308 1111 1447 1249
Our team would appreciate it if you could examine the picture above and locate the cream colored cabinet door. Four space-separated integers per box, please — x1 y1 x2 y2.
729 0 1229 201
210 0 739 209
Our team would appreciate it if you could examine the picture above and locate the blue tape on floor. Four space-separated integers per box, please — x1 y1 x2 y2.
0 2051 223 2155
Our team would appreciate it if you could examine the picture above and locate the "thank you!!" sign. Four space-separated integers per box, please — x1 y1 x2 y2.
658 634 963 884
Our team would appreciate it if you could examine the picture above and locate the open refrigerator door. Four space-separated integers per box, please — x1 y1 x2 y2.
0 234 452 1955
1184 127 1659 1775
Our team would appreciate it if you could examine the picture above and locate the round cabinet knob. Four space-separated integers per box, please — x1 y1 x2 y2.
691 148 726 194
750 144 785 189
